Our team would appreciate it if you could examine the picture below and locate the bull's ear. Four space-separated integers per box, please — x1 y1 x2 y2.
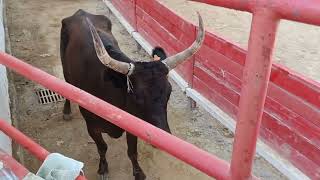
86 17 131 75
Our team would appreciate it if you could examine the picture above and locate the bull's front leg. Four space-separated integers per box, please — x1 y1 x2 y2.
87 127 109 180
63 99 72 120
126 132 146 180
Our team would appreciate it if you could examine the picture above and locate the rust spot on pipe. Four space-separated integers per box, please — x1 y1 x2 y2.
146 131 152 143
262 46 271 59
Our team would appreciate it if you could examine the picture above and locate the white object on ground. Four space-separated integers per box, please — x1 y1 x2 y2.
22 173 45 180
36 153 84 180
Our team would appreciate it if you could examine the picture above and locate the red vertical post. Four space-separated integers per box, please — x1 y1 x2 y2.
230 9 279 180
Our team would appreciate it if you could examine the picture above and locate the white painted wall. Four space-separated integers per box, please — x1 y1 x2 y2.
0 0 12 155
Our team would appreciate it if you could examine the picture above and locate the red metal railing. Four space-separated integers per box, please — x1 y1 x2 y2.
190 0 320 179
193 0 320 26
0 118 86 180
111 0 320 178
229 10 279 179
0 52 231 179
0 119 49 161
0 148 29 179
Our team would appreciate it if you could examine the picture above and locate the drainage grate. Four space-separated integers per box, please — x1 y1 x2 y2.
35 88 65 105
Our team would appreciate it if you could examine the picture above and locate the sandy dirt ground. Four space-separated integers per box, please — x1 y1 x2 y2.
6 0 288 179
160 0 320 82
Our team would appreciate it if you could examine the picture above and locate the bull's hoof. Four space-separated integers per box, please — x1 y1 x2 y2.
98 161 109 180
63 114 72 121
134 171 146 180
134 173 146 180
98 173 108 180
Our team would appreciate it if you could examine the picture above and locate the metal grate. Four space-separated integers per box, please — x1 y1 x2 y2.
35 88 64 105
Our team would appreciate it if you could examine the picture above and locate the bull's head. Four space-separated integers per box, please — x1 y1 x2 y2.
86 13 205 133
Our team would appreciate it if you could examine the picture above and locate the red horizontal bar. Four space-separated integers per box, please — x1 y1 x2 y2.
271 0 320 26
0 53 231 179
0 119 86 180
190 0 320 26
0 149 29 179
0 119 49 161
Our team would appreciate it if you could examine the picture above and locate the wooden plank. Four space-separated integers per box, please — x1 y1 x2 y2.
120 0 136 25
111 0 135 27
267 83 320 128
265 98 320 148
194 65 240 105
196 44 243 78
193 77 238 118
260 128 320 179
261 111 320 166
204 32 246 66
196 59 320 148
136 7 193 52
136 0 195 45
175 59 195 85
270 64 320 109
194 64 320 166
195 55 242 91
136 17 173 52
196 43 320 128
205 31 320 111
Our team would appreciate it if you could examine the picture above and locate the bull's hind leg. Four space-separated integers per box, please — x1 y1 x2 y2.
63 99 72 120
87 126 109 180
126 132 146 180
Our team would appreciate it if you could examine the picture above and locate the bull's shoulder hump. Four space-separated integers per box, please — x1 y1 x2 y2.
62 9 112 31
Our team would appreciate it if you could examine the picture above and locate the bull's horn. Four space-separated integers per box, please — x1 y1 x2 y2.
162 12 205 71
86 17 132 75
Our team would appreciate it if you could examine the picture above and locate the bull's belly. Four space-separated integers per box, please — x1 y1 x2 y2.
79 102 125 139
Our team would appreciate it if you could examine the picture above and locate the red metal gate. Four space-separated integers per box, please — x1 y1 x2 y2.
110 0 320 178
0 118 86 180
188 1 320 179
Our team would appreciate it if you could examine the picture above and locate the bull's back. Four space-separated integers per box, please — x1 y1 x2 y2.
60 10 127 106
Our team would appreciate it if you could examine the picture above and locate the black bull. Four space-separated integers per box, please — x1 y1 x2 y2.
60 9 204 180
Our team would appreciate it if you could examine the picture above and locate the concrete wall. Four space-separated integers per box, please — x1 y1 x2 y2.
0 0 12 155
